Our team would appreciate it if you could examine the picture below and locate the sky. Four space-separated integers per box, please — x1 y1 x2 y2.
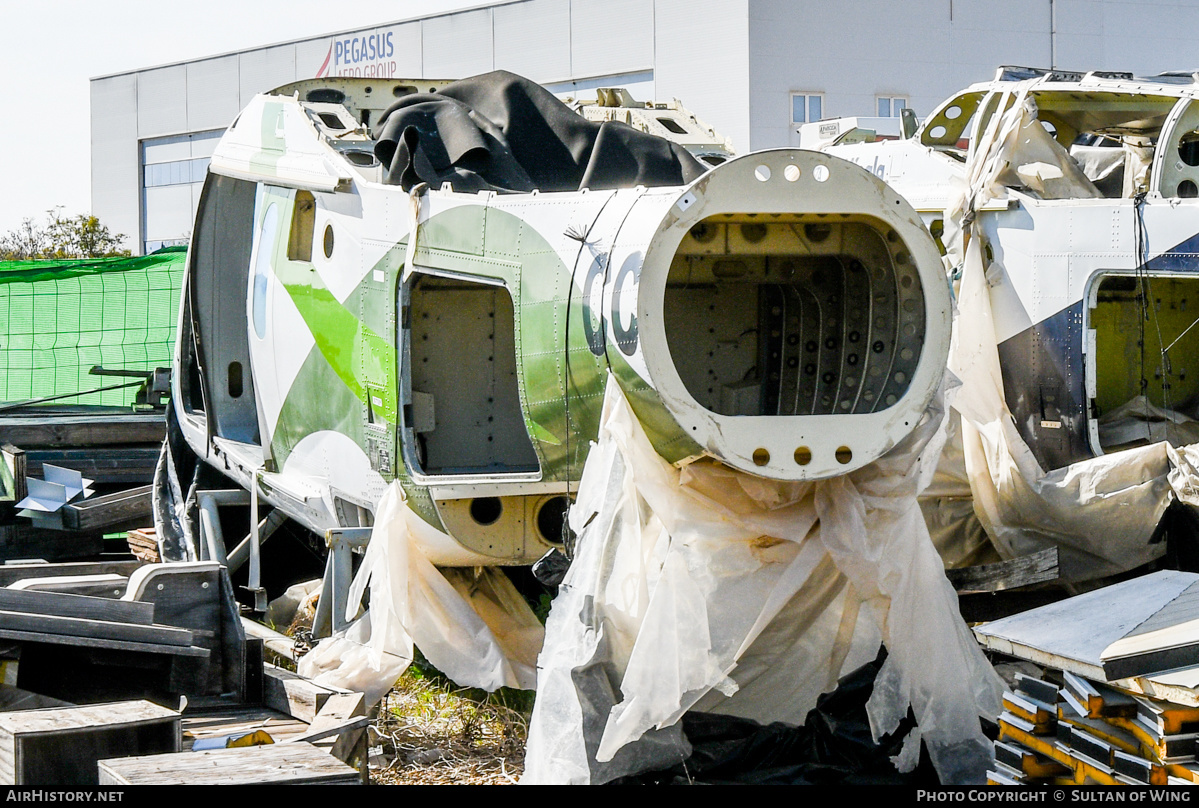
0 1 477 238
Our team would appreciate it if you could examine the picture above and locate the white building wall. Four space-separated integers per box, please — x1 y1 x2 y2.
1053 0 1199 76
654 0 750 154
186 56 241 132
494 0 571 82
570 0 654 80
90 74 140 255
423 8 496 78
135 66 188 139
747 0 1052 150
238 46 298 108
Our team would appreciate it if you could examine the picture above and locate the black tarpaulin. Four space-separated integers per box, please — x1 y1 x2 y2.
374 71 707 193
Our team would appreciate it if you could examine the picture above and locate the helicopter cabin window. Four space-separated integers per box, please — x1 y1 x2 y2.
405 275 539 476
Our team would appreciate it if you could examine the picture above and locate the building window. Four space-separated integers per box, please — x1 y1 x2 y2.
791 93 824 124
877 96 908 117
143 157 211 188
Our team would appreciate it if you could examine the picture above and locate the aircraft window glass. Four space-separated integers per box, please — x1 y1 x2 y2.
1179 180 1198 198
252 203 279 340
323 225 335 259
288 191 315 262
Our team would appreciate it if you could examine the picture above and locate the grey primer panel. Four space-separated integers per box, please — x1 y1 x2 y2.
998 301 1089 471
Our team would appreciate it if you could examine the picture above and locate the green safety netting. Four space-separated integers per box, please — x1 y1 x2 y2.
0 247 186 408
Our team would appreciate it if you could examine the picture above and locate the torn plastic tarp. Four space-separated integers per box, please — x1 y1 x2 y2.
522 376 1003 785
297 481 544 704
374 71 706 194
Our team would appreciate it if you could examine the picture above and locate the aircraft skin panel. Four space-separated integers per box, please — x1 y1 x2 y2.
994 226 1199 472
998 301 1090 471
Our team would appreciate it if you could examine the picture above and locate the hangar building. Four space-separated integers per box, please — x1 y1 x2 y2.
89 0 1199 253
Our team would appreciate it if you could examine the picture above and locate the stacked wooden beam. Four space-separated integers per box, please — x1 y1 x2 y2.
991 670 1199 785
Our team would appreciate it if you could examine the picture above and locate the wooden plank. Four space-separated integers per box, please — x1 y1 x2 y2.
0 561 143 588
0 626 206 658
60 486 152 532
0 613 196 652
126 529 159 563
946 547 1059 593
286 714 370 745
24 448 160 488
7 575 128 599
263 664 337 722
301 692 368 782
0 526 104 564
0 586 153 625
0 699 178 786
99 741 360 785
0 415 165 449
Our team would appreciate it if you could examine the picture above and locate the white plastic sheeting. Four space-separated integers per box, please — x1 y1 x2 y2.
943 85 1199 582
522 376 1004 785
298 482 544 704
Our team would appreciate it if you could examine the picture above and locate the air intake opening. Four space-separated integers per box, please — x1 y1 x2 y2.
663 214 926 416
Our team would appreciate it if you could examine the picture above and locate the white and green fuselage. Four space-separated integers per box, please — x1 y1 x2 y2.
173 80 950 565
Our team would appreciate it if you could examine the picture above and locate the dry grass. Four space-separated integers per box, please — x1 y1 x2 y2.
370 670 530 785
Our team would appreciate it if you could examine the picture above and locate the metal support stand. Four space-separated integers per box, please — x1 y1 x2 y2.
195 489 250 565
312 527 372 639
195 488 284 615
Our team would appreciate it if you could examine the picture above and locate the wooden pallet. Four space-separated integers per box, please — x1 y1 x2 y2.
0 700 179 785
98 741 361 785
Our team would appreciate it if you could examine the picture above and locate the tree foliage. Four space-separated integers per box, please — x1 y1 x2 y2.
0 208 130 260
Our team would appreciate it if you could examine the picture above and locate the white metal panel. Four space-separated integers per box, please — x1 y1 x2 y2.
494 0 570 82
295 37 334 80
187 56 241 131
570 0 653 79
239 46 297 103
422 8 495 79
387 22 423 77
142 135 192 165
90 74 140 254
137 65 187 138
143 184 197 244
190 130 223 159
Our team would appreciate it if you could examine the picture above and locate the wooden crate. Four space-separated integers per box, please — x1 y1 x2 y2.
0 700 179 785
98 742 361 785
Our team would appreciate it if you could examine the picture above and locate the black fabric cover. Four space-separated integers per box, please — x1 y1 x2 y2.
611 650 944 786
374 71 707 193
